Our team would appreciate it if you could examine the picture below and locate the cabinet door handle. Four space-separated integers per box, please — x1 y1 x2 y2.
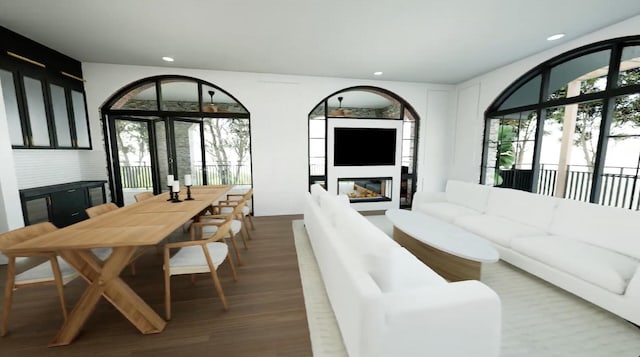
71 212 80 216
67 189 76 193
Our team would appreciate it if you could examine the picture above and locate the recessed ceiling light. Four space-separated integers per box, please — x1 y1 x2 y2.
373 71 383 76
546 33 565 41
162 56 175 62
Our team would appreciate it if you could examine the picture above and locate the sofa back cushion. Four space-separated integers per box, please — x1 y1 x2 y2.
333 204 398 258
445 180 490 213
485 187 558 231
550 199 640 259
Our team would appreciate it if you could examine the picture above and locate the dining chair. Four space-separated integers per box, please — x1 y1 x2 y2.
219 188 255 233
85 202 119 218
85 203 136 274
134 191 154 202
0 222 80 336
198 200 249 266
163 220 237 320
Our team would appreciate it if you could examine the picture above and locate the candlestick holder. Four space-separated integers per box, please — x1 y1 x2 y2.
167 186 174 201
172 191 183 203
185 185 194 200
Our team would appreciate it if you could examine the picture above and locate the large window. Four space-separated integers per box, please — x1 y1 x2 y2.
102 75 252 206
483 36 640 210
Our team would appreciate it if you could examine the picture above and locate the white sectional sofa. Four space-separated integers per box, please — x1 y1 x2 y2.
303 184 501 357
413 179 640 326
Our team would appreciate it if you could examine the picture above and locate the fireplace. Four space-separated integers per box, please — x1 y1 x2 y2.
337 177 392 202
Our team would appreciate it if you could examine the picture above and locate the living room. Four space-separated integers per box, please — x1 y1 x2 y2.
1 1 640 356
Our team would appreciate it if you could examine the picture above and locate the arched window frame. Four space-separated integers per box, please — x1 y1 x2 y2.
100 75 252 205
482 35 640 209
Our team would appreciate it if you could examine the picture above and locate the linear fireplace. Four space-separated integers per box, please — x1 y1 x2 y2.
337 177 392 203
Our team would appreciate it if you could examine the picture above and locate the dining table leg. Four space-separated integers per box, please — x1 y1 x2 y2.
50 246 167 346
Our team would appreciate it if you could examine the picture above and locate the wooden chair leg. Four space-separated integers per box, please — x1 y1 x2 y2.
202 247 228 311
163 250 172 320
239 228 249 250
209 270 228 311
247 214 255 231
227 253 238 282
2 258 16 337
48 256 68 321
241 216 252 241
227 232 243 266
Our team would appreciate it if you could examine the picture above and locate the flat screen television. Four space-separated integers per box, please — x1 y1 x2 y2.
333 127 396 166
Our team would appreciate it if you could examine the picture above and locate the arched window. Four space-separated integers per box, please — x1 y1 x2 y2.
482 36 640 210
309 86 419 208
101 75 251 205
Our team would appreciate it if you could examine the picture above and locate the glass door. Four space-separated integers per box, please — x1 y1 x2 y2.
111 117 154 205
169 118 204 187
109 117 203 205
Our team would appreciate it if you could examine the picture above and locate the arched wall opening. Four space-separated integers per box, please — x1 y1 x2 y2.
308 86 420 210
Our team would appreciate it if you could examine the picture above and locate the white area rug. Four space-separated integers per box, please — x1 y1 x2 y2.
292 218 640 357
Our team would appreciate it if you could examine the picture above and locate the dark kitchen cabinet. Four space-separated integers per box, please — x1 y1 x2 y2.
20 181 107 228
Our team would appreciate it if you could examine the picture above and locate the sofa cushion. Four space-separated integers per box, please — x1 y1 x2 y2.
445 180 491 213
365 247 446 292
485 187 558 231
511 236 639 295
412 202 481 222
454 214 546 247
550 199 640 260
333 204 397 258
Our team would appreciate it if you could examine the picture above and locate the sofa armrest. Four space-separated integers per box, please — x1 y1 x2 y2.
374 280 501 357
412 191 446 205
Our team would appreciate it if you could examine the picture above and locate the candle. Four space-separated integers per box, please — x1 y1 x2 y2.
172 180 180 193
184 174 192 186
167 175 174 186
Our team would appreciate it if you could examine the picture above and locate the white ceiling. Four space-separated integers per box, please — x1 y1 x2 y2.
2 0 640 84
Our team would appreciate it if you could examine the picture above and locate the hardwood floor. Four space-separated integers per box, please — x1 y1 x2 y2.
0 215 311 357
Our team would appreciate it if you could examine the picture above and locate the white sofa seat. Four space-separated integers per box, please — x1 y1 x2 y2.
454 214 547 248
511 236 639 295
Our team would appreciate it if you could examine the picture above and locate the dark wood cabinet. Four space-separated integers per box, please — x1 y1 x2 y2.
20 181 107 228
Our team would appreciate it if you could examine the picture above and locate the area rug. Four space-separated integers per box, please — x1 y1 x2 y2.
292 218 640 357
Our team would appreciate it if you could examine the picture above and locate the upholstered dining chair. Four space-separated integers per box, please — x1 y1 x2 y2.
163 220 237 320
0 222 80 336
218 188 255 233
85 202 119 218
84 203 135 273
134 191 154 202
198 200 249 266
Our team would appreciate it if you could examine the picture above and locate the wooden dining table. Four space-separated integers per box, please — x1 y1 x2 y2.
1 185 231 346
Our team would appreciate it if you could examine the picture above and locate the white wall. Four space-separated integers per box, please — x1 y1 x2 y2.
82 63 454 216
450 15 640 183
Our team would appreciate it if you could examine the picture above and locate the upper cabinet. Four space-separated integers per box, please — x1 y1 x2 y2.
0 26 91 150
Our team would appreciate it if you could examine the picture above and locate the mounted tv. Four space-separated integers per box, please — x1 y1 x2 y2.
334 127 396 166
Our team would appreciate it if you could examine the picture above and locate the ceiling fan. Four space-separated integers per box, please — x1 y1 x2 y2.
202 90 218 113
329 96 351 117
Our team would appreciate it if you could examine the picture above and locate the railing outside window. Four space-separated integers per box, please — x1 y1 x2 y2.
537 164 640 210
120 163 251 189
